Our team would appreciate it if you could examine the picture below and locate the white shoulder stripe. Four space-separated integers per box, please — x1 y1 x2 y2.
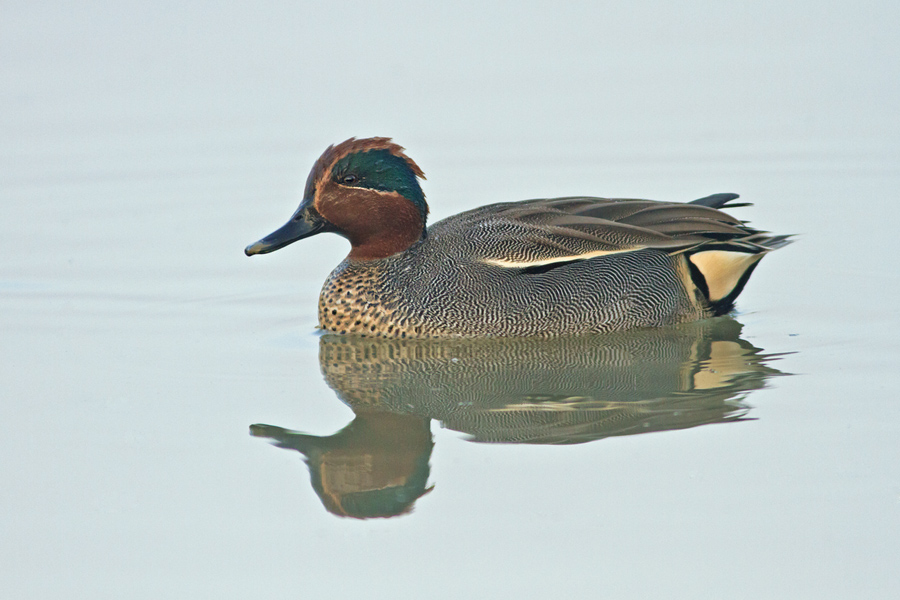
482 247 643 269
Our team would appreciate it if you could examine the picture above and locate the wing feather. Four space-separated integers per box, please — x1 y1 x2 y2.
429 195 781 269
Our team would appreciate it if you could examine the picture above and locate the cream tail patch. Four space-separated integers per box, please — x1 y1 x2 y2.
688 250 765 302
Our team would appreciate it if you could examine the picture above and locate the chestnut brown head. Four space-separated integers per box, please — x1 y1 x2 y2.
245 138 428 261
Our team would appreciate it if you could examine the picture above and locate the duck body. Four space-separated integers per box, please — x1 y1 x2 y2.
318 199 710 337
246 138 789 338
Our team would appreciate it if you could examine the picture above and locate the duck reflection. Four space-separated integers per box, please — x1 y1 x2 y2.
251 316 786 518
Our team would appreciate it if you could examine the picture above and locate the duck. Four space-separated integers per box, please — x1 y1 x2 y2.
245 137 790 338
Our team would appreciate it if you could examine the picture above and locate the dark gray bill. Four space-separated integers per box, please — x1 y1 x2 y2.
244 201 332 256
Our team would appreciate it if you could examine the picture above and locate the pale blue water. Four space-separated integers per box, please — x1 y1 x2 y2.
2 2 899 599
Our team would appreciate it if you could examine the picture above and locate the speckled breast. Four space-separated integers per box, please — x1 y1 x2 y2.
318 258 443 337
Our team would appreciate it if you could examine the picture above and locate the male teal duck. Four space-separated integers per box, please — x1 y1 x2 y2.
245 137 789 338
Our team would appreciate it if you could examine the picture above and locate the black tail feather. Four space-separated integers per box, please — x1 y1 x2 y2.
690 193 750 209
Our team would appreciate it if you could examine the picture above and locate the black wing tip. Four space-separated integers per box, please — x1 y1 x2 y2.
690 193 749 209
758 234 795 250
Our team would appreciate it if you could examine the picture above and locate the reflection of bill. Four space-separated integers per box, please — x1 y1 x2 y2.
251 316 788 518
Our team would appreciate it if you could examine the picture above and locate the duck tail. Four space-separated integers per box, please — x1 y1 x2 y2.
689 193 751 209
684 234 793 315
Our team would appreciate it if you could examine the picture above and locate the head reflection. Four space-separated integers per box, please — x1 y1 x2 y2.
250 413 433 519
251 317 786 518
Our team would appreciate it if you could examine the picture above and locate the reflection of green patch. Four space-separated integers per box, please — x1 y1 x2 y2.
313 451 433 520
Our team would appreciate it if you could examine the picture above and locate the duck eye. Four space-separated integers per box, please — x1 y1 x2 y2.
340 174 358 185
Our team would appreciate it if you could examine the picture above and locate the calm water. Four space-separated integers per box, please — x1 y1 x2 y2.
2 2 899 598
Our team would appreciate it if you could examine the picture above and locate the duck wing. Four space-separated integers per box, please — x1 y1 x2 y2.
434 195 784 270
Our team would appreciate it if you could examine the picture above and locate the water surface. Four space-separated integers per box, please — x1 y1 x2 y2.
2 2 899 599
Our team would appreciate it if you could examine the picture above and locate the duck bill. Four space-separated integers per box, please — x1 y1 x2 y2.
244 201 331 256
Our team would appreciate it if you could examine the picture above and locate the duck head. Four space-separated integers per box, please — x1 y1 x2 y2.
245 137 428 261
